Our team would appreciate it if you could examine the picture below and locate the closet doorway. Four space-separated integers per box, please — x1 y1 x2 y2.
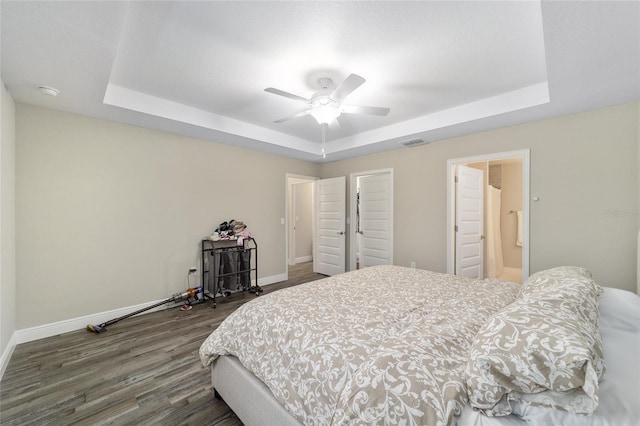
446 150 530 283
286 174 317 278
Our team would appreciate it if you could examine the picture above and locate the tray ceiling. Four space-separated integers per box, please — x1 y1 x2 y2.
1 1 638 162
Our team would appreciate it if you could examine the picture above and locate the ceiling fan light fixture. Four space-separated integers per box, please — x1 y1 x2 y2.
266 73 389 125
310 104 341 125
309 94 341 125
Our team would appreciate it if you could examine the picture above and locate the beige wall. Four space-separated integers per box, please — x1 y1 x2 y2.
11 100 640 331
1 81 16 357
16 104 320 329
321 101 640 292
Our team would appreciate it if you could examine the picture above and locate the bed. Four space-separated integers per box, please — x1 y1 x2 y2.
199 265 640 425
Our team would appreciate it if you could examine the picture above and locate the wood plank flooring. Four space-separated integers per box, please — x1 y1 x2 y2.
0 262 325 425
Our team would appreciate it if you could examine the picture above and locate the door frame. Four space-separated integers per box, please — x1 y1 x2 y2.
349 168 394 271
285 173 318 281
446 149 530 283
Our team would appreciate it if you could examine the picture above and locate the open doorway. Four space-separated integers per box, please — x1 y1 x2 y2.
447 150 530 283
286 174 317 279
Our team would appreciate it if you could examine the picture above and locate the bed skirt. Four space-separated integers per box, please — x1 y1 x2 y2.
212 355 302 426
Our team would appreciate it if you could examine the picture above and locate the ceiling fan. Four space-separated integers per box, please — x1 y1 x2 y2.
265 74 390 125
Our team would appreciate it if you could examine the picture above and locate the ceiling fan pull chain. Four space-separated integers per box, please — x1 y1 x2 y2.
321 123 327 159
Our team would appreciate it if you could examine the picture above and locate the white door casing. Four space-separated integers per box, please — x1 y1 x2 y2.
289 183 297 266
455 165 484 279
358 173 392 268
313 176 346 276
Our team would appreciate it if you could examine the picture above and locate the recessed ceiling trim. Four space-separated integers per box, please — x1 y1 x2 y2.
324 82 550 154
105 81 549 159
103 83 320 154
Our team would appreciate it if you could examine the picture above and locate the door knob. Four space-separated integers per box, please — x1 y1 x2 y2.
337 231 344 235
480 234 485 240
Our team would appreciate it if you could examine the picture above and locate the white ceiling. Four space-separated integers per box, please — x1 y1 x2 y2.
2 1 639 163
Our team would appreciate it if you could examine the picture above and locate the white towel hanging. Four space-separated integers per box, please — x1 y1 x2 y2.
516 211 523 247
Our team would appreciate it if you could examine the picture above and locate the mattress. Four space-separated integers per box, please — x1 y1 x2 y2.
201 265 520 424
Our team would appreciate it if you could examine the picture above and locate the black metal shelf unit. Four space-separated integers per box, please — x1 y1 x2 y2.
201 238 258 308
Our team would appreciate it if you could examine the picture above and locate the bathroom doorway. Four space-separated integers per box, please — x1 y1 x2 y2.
447 150 530 283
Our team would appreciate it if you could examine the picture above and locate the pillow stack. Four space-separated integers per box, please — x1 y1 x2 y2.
466 266 605 416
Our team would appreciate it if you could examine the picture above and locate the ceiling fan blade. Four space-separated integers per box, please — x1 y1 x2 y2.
264 87 310 103
342 104 390 116
331 74 366 102
274 109 312 123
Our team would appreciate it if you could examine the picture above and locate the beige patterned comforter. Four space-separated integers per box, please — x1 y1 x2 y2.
199 265 520 426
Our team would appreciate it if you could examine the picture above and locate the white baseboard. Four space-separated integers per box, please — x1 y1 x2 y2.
258 273 287 286
14 298 181 345
0 333 17 380
12 272 287 346
295 255 312 264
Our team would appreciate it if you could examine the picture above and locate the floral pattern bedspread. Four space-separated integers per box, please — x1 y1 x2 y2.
199 265 519 426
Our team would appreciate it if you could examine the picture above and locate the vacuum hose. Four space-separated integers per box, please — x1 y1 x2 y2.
87 286 202 333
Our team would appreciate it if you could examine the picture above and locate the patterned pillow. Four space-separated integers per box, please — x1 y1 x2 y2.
518 266 593 299
466 272 605 416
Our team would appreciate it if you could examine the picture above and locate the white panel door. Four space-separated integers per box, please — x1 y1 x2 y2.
359 173 392 268
313 176 346 276
455 165 484 279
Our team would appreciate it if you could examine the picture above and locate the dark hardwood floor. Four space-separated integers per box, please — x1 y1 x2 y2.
0 262 325 425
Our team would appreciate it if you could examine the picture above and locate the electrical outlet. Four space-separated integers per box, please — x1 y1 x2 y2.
188 267 197 274
410 261 416 269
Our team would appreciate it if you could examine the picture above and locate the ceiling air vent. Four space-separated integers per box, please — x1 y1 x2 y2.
399 138 429 147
